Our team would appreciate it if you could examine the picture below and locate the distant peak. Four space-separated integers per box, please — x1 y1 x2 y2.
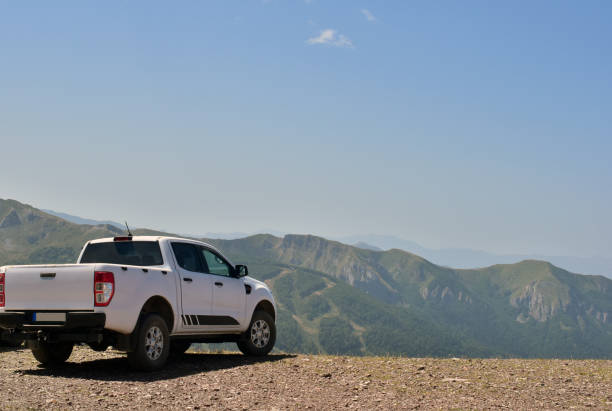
41 209 123 229
516 259 555 269
249 233 282 240
353 242 382 251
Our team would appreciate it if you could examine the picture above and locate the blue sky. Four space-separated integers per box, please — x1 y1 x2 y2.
1 1 611 258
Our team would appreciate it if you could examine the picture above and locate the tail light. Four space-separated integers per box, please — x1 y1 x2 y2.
0 271 5 307
94 271 114 307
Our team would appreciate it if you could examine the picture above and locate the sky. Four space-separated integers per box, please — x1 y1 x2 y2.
1 1 611 258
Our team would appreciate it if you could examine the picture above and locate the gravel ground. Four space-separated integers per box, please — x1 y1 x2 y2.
0 345 611 410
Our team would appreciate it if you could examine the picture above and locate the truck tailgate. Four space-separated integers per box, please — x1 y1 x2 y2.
4 264 94 310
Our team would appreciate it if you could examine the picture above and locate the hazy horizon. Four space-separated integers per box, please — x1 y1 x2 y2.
34 204 612 269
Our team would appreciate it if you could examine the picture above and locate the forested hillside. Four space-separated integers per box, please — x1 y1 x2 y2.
206 236 612 358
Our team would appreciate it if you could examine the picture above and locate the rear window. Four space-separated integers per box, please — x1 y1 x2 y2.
80 241 164 266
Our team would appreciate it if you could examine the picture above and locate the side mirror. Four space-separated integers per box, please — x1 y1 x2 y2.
235 264 248 277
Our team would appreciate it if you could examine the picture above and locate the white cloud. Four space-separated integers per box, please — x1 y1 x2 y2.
361 9 377 22
306 29 353 48
307 29 335 44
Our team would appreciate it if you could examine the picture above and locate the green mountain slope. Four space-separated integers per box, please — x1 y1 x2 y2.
244 263 490 356
207 234 612 358
1 198 610 358
0 199 124 265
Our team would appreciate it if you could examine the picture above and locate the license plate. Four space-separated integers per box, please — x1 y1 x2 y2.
33 312 66 322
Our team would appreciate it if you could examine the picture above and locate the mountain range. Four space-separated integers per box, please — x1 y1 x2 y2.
2 198 611 358
42 210 612 279
338 234 612 280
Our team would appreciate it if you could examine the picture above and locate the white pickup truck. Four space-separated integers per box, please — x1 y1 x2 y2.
0 236 277 370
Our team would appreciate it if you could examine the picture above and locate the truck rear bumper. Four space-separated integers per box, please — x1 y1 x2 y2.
0 312 106 330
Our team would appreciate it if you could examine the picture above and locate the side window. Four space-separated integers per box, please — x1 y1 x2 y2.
171 243 204 273
201 248 233 277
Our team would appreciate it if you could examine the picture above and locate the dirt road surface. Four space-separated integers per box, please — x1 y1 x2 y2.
0 346 610 409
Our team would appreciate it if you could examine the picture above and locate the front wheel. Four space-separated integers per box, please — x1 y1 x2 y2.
237 311 276 356
127 313 170 371
29 341 73 366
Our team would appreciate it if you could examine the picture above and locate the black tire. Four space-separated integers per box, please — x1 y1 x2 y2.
237 310 276 356
127 313 170 371
28 341 73 366
170 340 191 356
87 341 110 352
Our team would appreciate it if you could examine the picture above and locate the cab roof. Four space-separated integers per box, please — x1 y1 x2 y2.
87 236 221 253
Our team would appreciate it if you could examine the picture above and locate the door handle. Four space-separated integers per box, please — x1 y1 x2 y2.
183 278 193 283
214 282 223 287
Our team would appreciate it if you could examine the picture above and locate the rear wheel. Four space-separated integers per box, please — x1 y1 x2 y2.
127 313 170 371
237 310 276 356
29 341 74 366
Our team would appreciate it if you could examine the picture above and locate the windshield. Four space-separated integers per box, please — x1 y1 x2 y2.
79 241 164 266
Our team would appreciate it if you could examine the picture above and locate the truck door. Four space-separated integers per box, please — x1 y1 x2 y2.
170 242 214 332
200 247 246 330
